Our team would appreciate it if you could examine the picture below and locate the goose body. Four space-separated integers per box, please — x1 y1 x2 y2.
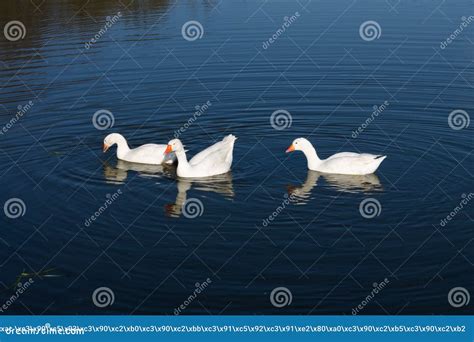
165 135 236 178
286 138 386 175
103 133 176 165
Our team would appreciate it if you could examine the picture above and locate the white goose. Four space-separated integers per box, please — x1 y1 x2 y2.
103 133 176 165
164 135 236 178
286 138 386 175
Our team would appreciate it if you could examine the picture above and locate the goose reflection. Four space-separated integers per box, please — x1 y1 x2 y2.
103 160 173 183
288 171 383 204
165 173 234 218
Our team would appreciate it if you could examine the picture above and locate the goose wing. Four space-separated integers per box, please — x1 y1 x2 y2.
189 135 236 166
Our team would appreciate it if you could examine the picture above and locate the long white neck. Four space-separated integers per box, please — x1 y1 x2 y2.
302 144 321 170
114 135 130 159
175 150 191 175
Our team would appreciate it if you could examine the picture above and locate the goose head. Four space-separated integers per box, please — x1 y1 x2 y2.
285 137 313 154
165 139 185 155
103 133 126 153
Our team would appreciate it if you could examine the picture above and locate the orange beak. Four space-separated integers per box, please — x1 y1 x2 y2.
285 144 295 153
103 143 110 153
164 145 173 155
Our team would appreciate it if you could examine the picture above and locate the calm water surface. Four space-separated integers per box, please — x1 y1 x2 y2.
0 0 472 314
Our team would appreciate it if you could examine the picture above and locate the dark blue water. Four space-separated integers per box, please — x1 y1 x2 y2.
0 0 472 314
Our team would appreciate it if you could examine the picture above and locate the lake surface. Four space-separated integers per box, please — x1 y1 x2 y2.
0 0 472 314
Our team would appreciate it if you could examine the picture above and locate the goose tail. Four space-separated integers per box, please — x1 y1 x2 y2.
224 134 237 143
223 134 236 165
